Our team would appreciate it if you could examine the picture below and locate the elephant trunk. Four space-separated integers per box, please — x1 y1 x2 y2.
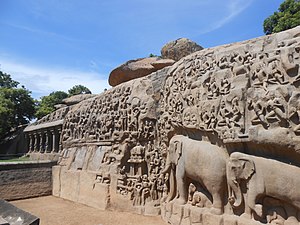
166 167 176 202
161 154 176 202
228 178 243 208
161 162 171 174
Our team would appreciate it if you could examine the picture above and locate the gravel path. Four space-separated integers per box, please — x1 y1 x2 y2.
11 196 167 225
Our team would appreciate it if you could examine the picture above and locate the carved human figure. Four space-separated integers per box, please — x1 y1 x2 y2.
248 97 269 127
288 92 300 133
206 76 219 99
230 96 244 131
265 92 287 123
252 63 269 92
149 175 158 201
141 175 150 205
133 177 143 206
267 60 289 85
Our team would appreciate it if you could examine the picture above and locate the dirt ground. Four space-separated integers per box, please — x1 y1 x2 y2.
11 196 168 225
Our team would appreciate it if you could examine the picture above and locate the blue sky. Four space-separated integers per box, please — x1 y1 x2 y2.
0 0 283 99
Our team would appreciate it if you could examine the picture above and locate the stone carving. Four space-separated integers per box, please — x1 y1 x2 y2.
227 152 300 221
47 26 300 225
161 135 228 215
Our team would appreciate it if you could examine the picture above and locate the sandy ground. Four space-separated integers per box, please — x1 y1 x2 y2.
11 196 168 225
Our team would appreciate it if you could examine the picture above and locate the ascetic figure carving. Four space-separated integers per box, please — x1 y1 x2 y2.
227 152 300 221
161 135 228 214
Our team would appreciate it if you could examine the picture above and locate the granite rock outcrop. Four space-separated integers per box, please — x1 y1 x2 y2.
25 26 300 225
161 38 203 61
109 57 175 86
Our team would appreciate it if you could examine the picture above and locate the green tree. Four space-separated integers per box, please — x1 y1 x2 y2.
35 91 68 119
263 0 300 34
0 71 19 88
68 84 91 96
0 73 35 139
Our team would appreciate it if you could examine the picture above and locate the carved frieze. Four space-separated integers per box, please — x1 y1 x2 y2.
52 26 300 225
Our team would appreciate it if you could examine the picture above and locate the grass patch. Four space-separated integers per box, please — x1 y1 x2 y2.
0 156 31 162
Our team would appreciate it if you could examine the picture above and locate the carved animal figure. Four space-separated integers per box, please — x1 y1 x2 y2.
161 135 228 214
227 152 300 220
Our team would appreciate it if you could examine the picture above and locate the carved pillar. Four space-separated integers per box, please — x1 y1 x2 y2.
58 128 62 153
27 133 32 153
45 131 50 153
51 129 56 153
39 132 43 152
33 133 38 152
31 133 35 152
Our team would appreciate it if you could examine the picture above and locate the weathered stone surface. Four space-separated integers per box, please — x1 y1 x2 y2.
202 213 222 225
144 203 161 216
108 57 175 86
223 214 238 225
78 172 110 210
52 165 61 197
62 94 97 106
189 207 203 223
0 161 55 200
180 217 191 225
59 168 80 201
0 217 9 225
0 200 39 225
161 38 203 61
54 103 67 109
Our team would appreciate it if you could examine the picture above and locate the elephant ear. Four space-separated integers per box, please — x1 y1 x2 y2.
173 140 182 165
240 158 256 180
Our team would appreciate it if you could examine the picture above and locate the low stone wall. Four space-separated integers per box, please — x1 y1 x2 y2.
0 161 56 200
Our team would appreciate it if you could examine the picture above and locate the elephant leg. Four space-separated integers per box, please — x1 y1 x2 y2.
210 187 224 215
174 167 188 205
166 168 176 202
246 192 263 218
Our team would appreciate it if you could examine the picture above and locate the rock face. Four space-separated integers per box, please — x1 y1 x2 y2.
108 57 175 86
161 38 203 61
62 94 97 106
25 26 300 225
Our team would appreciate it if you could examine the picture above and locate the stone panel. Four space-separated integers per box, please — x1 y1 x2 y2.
78 171 109 209
59 168 80 202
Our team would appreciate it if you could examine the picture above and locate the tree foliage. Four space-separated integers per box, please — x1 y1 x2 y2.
35 91 68 119
263 0 300 34
35 84 92 119
68 84 91 96
0 71 19 88
0 72 35 139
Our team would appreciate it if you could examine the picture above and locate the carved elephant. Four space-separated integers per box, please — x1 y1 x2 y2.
161 135 228 214
227 152 300 220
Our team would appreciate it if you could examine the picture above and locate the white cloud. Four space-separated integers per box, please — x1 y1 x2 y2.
2 22 89 43
0 59 110 99
199 0 254 34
